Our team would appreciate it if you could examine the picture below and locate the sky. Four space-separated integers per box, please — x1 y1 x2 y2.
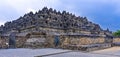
0 0 120 32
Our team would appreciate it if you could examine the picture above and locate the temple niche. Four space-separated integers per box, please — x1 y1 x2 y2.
0 7 114 51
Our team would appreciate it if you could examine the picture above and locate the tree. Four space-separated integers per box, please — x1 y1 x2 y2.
113 30 120 37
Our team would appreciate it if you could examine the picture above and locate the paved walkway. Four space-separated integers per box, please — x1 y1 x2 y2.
0 48 71 57
0 47 120 57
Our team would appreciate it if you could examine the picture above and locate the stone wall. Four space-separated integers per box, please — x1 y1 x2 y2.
16 36 28 48
113 38 120 43
21 33 56 48
0 37 9 48
0 33 113 51
61 36 105 46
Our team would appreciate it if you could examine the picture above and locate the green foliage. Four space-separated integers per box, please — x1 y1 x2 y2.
113 30 120 37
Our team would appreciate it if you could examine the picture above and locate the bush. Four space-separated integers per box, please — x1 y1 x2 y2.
113 30 120 37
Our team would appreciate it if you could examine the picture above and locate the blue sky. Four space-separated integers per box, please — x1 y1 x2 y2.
0 0 120 31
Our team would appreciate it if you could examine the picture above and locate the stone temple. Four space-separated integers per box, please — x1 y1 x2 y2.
0 7 117 51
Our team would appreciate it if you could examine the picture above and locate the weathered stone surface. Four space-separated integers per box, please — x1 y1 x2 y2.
0 37 9 48
0 7 114 51
0 7 112 35
113 38 120 43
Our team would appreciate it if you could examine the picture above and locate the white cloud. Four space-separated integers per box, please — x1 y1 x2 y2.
1 0 120 26
0 22 4 26
0 0 61 25
26 8 36 13
1 0 120 15
0 15 8 26
4 0 60 14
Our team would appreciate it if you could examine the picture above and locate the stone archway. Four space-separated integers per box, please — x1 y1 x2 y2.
54 36 60 47
9 32 16 48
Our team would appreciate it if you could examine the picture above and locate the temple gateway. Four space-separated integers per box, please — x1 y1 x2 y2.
0 7 119 51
